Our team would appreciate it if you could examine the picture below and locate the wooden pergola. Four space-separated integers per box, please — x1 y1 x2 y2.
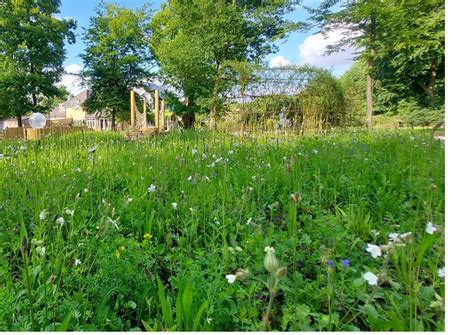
130 88 165 132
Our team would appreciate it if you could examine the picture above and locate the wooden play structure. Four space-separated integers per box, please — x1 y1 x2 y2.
126 87 166 140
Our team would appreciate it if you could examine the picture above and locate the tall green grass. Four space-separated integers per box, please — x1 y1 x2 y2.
0 129 444 331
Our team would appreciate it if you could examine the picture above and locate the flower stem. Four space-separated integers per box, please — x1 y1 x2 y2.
22 250 36 330
262 289 275 331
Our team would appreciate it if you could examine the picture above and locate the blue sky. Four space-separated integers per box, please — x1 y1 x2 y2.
59 0 355 95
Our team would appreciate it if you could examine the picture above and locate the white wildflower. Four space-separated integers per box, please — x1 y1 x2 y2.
366 244 382 258
74 167 81 173
39 210 47 221
56 217 65 226
172 202 178 210
87 146 97 154
65 208 74 216
191 149 198 155
388 233 400 242
363 272 378 286
147 184 156 193
107 217 119 229
226 274 237 284
426 222 437 234
75 258 81 266
438 267 445 278
36 246 46 257
187 175 193 181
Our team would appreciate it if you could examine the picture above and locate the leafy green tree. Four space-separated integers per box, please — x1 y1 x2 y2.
150 0 299 128
375 0 444 109
81 1 154 128
0 0 76 126
40 85 69 112
308 0 386 128
339 60 367 126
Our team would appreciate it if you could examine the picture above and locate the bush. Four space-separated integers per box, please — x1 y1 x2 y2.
398 99 444 126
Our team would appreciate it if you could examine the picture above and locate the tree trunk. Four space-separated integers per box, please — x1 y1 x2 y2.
425 63 437 106
366 14 376 129
111 110 116 131
366 66 374 129
182 112 195 129
17 113 23 128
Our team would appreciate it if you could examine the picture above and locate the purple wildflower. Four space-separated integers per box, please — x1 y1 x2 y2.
341 259 350 268
328 260 334 267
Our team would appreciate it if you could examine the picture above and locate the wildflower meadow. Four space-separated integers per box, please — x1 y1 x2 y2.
0 129 444 331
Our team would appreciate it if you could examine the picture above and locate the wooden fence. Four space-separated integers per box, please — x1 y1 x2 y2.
1 127 89 140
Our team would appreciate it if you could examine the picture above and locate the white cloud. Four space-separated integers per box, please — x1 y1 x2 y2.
65 63 82 75
269 56 292 68
57 64 86 96
299 29 359 70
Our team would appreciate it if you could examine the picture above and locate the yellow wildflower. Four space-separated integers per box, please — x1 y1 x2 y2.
143 233 153 240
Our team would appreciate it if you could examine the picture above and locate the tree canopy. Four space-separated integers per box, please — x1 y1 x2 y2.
81 1 154 128
0 0 76 126
150 0 300 128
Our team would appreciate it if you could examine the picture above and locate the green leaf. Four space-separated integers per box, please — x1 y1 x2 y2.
157 278 173 329
192 300 208 331
353 277 366 288
141 320 154 332
57 312 72 331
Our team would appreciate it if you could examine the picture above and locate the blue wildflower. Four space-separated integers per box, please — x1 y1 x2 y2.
341 259 350 268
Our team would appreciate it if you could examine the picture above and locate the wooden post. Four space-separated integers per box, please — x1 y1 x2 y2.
143 99 147 129
160 99 165 131
154 90 160 129
130 90 136 128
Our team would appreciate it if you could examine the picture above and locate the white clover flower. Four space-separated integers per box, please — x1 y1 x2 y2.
147 184 156 193
75 258 81 266
366 244 382 258
363 272 378 286
172 202 178 210
56 217 65 226
226 274 237 284
438 267 445 278
39 210 47 221
426 222 437 234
